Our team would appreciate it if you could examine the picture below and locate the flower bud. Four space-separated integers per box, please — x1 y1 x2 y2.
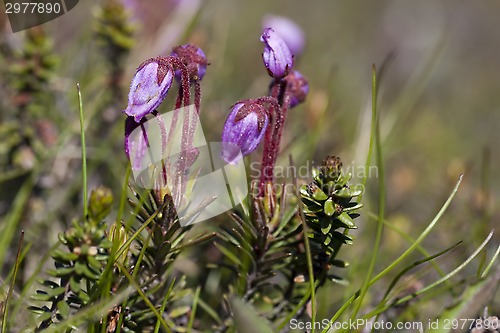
262 15 305 56
283 70 309 108
89 186 113 222
261 28 293 78
124 57 173 122
321 156 342 182
108 223 129 265
221 100 269 164
170 44 208 81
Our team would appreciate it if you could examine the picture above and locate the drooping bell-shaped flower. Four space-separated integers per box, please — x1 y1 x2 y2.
221 100 269 164
170 44 209 82
262 15 305 56
125 116 149 171
124 57 173 122
260 27 293 78
283 70 309 108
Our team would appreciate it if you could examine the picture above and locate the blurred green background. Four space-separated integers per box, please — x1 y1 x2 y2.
1 0 499 328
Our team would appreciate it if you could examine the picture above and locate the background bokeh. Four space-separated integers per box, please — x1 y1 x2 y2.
1 0 499 329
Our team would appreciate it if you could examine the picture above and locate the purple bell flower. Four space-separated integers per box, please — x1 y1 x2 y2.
124 57 173 122
262 15 305 56
170 44 209 82
283 70 309 108
260 27 293 78
221 100 269 164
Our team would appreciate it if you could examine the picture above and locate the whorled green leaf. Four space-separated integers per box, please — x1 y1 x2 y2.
31 291 53 302
57 300 70 319
342 202 363 212
47 267 74 277
331 231 354 245
51 250 79 263
69 276 81 293
337 212 357 229
324 198 335 216
320 218 333 235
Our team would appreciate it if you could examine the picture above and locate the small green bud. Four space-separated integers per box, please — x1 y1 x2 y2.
88 187 113 222
108 223 128 265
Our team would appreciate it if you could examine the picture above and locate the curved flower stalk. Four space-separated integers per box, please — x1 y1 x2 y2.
169 44 209 162
123 45 208 203
259 30 309 211
214 26 352 332
219 25 309 213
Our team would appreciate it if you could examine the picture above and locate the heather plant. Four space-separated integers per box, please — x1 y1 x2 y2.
0 1 499 333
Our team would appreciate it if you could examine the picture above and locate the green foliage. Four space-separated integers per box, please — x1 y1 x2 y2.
209 156 363 331
29 188 113 331
93 0 135 67
1 2 498 332
299 156 362 282
111 188 216 332
0 27 58 174
8 28 58 96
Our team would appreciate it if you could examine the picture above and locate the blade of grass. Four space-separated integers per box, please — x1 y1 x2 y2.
366 211 454 288
0 175 33 274
187 286 201 332
12 241 61 318
77 83 88 217
357 66 378 203
277 287 312 331
153 278 177 333
1 231 24 332
480 243 500 279
0 241 31 296
42 287 133 333
321 174 463 333
196 298 222 325
364 230 494 319
116 165 131 224
428 269 500 333
378 241 462 310
290 154 317 332
348 64 384 325
116 261 173 332
116 202 162 264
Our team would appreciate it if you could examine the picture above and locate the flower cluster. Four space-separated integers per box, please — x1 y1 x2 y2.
122 44 208 172
221 25 309 205
122 22 308 211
